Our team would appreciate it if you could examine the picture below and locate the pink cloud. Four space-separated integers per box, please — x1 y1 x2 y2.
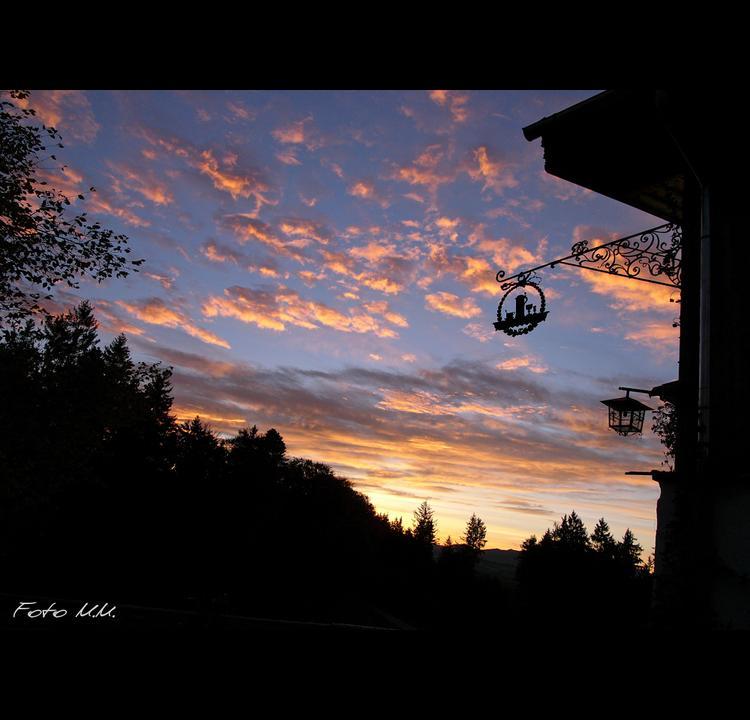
117 297 230 349
425 291 482 319
203 285 401 338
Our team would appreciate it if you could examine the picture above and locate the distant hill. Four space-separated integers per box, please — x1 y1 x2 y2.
476 549 520 586
433 546 520 586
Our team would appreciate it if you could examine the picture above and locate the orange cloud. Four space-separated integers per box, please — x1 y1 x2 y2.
272 117 322 150
363 300 409 328
144 272 176 290
428 90 470 123
468 225 547 278
88 194 151 228
348 180 389 207
18 90 99 143
278 218 330 245
108 162 173 206
467 146 518 194
392 145 455 195
276 150 302 166
173 407 247 426
222 215 309 263
349 241 397 263
273 120 307 144
201 239 243 265
226 101 255 122
496 357 548 374
321 249 406 296
198 149 271 207
202 286 400 338
134 127 275 213
425 291 482 319
435 216 460 231
117 298 230 349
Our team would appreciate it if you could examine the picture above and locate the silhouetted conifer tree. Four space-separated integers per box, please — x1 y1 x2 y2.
591 518 617 557
413 501 437 549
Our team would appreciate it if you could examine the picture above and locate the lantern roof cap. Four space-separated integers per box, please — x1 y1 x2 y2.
601 396 654 412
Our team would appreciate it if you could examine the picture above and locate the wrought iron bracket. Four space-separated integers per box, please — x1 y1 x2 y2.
496 223 682 291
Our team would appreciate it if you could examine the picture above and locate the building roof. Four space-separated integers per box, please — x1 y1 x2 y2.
522 90 694 224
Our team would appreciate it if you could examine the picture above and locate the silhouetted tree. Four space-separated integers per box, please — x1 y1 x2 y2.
591 518 617 558
413 500 437 549
0 90 142 321
616 528 644 575
463 513 488 555
551 511 590 550
516 512 652 631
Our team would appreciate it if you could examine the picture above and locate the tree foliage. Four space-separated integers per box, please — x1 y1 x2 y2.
0 90 143 321
517 512 652 630
463 513 488 554
652 401 677 469
412 500 437 548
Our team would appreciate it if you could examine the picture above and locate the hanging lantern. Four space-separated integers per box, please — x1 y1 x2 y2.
601 390 653 436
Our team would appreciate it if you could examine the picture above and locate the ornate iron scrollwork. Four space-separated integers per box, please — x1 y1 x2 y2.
569 224 681 288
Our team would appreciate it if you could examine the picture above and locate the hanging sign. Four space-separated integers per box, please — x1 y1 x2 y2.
493 278 548 337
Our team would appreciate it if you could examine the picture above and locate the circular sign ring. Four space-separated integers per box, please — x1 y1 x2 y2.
495 280 547 337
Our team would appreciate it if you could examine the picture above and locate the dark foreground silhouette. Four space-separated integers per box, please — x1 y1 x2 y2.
0 303 651 631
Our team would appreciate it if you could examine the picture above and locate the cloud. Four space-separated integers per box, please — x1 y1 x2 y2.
88 193 151 228
117 297 230 349
272 120 307 144
220 214 310 263
320 248 412 296
202 285 400 338
467 146 518 194
465 225 548 280
496 356 548 374
391 144 456 196
144 271 178 290
272 116 322 150
348 180 390 207
198 148 268 203
225 100 256 122
462 322 496 343
134 126 276 214
425 291 482 319
18 90 100 143
201 239 245 265
276 149 302 166
278 218 331 246
428 90 470 123
108 162 173 206
362 300 409 328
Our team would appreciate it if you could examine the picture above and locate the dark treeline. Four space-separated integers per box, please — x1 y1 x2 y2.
517 512 653 630
0 303 509 628
0 303 651 630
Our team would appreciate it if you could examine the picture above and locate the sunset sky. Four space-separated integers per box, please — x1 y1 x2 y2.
25 89 681 553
